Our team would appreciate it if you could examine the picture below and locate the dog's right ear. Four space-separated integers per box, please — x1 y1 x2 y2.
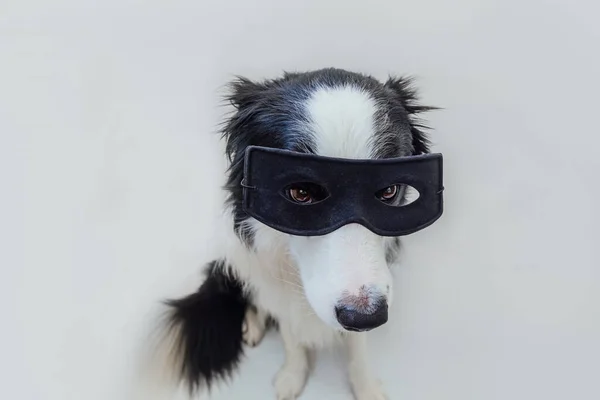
227 76 269 110
222 77 270 163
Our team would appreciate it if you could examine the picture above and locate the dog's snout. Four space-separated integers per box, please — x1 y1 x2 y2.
335 298 388 332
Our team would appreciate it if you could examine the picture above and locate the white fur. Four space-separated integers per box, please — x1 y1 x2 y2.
242 306 268 347
217 86 396 398
273 322 311 400
307 85 378 159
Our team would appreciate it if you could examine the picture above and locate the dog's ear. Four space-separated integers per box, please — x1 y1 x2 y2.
384 76 438 155
222 77 278 244
221 76 268 162
227 76 269 110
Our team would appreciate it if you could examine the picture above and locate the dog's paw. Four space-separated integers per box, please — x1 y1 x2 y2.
273 364 309 400
242 307 267 347
351 378 388 400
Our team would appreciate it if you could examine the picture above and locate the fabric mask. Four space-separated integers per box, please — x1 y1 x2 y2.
241 146 444 237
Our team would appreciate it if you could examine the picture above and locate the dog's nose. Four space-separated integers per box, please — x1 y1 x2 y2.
335 299 388 332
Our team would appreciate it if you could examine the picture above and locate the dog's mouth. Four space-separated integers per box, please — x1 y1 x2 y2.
340 325 372 333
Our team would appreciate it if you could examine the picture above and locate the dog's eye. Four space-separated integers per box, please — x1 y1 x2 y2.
376 185 399 202
286 183 328 204
289 187 311 203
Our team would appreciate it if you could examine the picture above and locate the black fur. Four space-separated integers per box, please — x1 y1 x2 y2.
383 76 438 155
385 237 402 264
164 260 249 393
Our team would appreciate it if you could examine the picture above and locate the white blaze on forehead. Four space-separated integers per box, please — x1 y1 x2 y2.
305 85 378 159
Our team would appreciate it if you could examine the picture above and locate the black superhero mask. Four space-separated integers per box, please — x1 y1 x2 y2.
241 146 444 237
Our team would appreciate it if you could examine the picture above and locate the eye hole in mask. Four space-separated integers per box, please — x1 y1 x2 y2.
375 184 420 207
283 182 329 205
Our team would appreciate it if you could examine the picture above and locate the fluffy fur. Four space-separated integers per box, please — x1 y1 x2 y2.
162 68 435 399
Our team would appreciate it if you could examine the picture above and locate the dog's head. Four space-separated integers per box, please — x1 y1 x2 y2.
221 68 434 332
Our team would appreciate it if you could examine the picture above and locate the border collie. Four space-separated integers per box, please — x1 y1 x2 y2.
161 68 436 399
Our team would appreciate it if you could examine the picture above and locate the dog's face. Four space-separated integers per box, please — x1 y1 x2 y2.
222 68 433 331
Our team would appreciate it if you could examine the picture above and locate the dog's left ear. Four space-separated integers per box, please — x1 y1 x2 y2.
384 76 437 155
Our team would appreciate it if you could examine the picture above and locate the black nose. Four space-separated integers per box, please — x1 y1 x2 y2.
335 300 388 332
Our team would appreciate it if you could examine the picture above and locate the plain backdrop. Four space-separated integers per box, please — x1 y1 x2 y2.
1 0 599 399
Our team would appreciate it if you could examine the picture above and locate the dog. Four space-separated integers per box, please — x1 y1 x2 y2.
161 68 437 399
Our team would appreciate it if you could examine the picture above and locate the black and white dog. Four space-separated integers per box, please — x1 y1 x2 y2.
162 68 438 399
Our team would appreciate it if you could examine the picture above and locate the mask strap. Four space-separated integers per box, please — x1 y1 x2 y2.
240 178 256 190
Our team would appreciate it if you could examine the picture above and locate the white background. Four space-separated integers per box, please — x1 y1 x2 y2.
1 0 599 399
